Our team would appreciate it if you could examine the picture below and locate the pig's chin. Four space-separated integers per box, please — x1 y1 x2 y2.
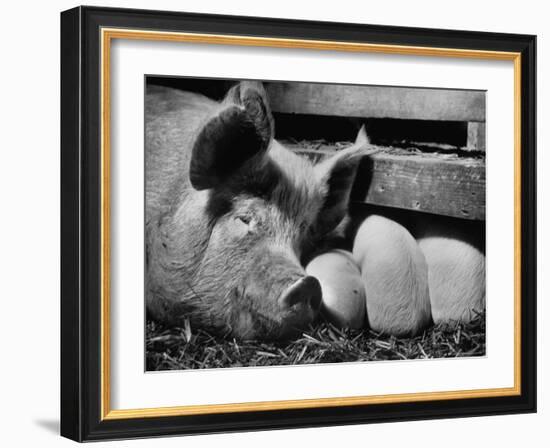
230 302 319 341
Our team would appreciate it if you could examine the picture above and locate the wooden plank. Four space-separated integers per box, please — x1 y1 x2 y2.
288 145 485 220
266 82 486 122
467 122 486 152
361 152 485 220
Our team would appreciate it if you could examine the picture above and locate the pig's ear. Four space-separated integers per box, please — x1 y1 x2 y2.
314 126 370 233
223 81 274 142
190 82 274 190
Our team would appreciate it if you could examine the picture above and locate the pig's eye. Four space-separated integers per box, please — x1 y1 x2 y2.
237 215 252 225
233 213 259 235
234 215 257 233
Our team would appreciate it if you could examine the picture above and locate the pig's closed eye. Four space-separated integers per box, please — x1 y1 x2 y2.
234 215 256 234
237 215 251 225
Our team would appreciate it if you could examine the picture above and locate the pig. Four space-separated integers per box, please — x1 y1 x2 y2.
145 81 368 340
353 215 432 336
416 220 486 324
305 249 366 329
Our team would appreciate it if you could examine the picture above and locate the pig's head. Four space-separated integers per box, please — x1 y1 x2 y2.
147 82 368 340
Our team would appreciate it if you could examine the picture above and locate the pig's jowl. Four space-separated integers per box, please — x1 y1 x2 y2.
145 81 366 340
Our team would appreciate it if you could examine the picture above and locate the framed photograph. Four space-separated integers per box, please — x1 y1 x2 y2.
60 6 536 442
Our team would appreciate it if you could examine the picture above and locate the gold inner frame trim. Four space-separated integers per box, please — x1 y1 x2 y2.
100 27 522 421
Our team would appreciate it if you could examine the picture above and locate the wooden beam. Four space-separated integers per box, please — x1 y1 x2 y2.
466 122 486 152
266 82 486 123
288 144 485 220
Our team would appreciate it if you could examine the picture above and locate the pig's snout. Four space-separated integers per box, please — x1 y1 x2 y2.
278 276 322 311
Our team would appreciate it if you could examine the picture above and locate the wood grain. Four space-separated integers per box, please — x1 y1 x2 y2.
467 122 486 152
266 82 486 123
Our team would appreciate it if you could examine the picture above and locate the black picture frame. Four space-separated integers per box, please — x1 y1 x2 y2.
61 5 536 442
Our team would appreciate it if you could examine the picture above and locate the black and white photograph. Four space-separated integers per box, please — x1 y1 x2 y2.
54 4 537 443
145 77 486 371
